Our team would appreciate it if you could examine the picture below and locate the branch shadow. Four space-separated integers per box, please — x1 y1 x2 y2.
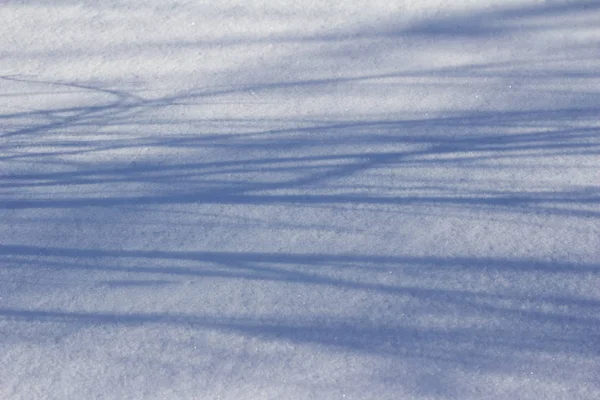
2 2 600 395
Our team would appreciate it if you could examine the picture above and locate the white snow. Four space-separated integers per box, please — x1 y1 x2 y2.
1 1 599 399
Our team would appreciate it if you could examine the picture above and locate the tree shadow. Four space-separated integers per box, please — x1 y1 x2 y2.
2 1 600 396
2 245 599 366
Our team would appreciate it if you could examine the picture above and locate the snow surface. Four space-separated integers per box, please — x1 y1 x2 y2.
1 1 599 399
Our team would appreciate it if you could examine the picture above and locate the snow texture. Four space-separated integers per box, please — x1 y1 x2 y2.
1 1 599 399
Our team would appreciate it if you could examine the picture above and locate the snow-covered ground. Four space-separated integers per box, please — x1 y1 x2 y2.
1 1 599 399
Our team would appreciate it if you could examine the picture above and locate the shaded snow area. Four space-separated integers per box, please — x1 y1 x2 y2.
2 1 600 399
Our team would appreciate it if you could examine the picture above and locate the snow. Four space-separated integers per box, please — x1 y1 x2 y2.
1 1 599 399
